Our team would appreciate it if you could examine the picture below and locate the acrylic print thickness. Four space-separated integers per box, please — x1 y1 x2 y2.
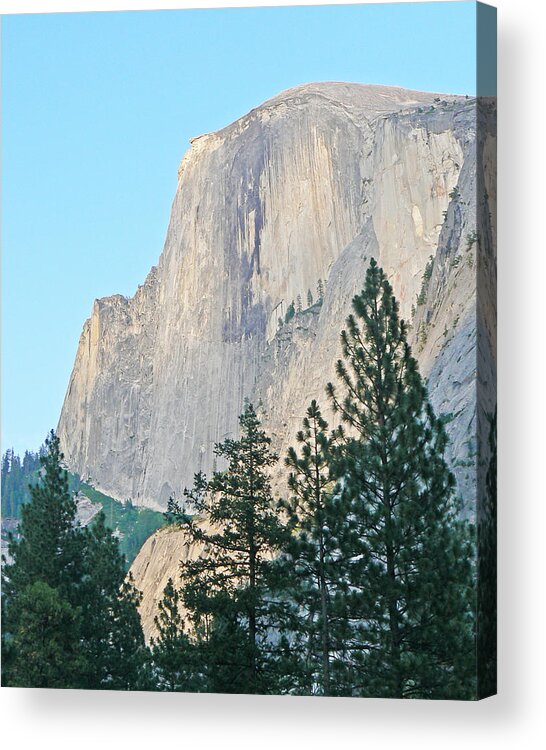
1 2 497 699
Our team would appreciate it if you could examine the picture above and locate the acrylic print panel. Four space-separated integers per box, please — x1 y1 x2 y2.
1 1 496 699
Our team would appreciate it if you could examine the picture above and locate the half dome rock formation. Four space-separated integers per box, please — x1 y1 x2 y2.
58 82 496 512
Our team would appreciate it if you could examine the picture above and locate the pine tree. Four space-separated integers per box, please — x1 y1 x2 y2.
296 294 303 313
150 578 200 691
1 449 12 516
326 259 474 699
1 432 149 690
317 278 325 301
275 400 347 695
79 512 150 690
477 408 497 698
307 289 314 308
164 495 190 526
180 401 287 694
107 574 151 691
6 581 85 688
285 301 296 323
2 432 87 687
3 431 83 598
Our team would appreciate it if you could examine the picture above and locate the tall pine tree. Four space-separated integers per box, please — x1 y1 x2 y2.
5 581 85 688
79 512 150 690
1 431 149 690
275 400 348 695
179 401 287 694
3 432 83 598
2 432 85 687
326 259 475 699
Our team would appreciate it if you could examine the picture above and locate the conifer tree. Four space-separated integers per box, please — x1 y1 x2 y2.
150 578 200 691
180 402 287 694
307 289 314 308
326 259 474 699
275 400 347 695
285 301 296 323
79 512 150 690
317 278 325 301
1 447 43 519
6 581 85 688
1 432 149 690
106 574 151 691
195 594 252 694
1 449 13 516
3 431 83 598
477 408 497 698
2 432 86 687
164 495 190 526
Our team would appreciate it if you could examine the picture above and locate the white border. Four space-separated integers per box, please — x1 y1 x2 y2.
2 1 545 748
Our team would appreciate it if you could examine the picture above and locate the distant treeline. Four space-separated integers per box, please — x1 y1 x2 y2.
1 448 164 568
1 448 44 519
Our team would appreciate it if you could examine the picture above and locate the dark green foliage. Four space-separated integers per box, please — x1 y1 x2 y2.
106 575 151 691
5 581 85 689
1 447 164 569
78 511 125 687
274 400 348 695
307 289 314 307
78 512 150 690
150 578 201 691
196 599 255 694
179 402 287 694
2 433 86 687
285 301 296 323
416 255 434 306
477 409 497 698
164 496 191 526
326 259 475 699
3 432 83 599
1 432 149 690
79 483 165 568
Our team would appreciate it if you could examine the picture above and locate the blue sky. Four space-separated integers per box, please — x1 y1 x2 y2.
1 2 478 456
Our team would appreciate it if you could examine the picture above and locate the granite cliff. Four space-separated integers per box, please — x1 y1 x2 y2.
58 82 496 516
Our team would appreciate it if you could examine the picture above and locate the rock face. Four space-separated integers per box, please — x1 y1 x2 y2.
74 492 103 527
58 82 496 514
129 521 212 642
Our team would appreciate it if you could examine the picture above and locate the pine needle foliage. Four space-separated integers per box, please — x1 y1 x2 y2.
326 259 475 699
274 400 353 695
150 578 201 691
1 432 149 690
477 408 497 698
179 401 287 694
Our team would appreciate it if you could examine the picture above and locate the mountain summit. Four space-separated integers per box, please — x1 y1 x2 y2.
58 83 496 510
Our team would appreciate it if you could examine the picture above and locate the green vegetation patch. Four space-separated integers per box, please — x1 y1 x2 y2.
77 483 165 568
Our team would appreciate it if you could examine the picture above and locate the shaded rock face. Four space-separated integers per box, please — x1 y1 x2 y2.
58 82 496 514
